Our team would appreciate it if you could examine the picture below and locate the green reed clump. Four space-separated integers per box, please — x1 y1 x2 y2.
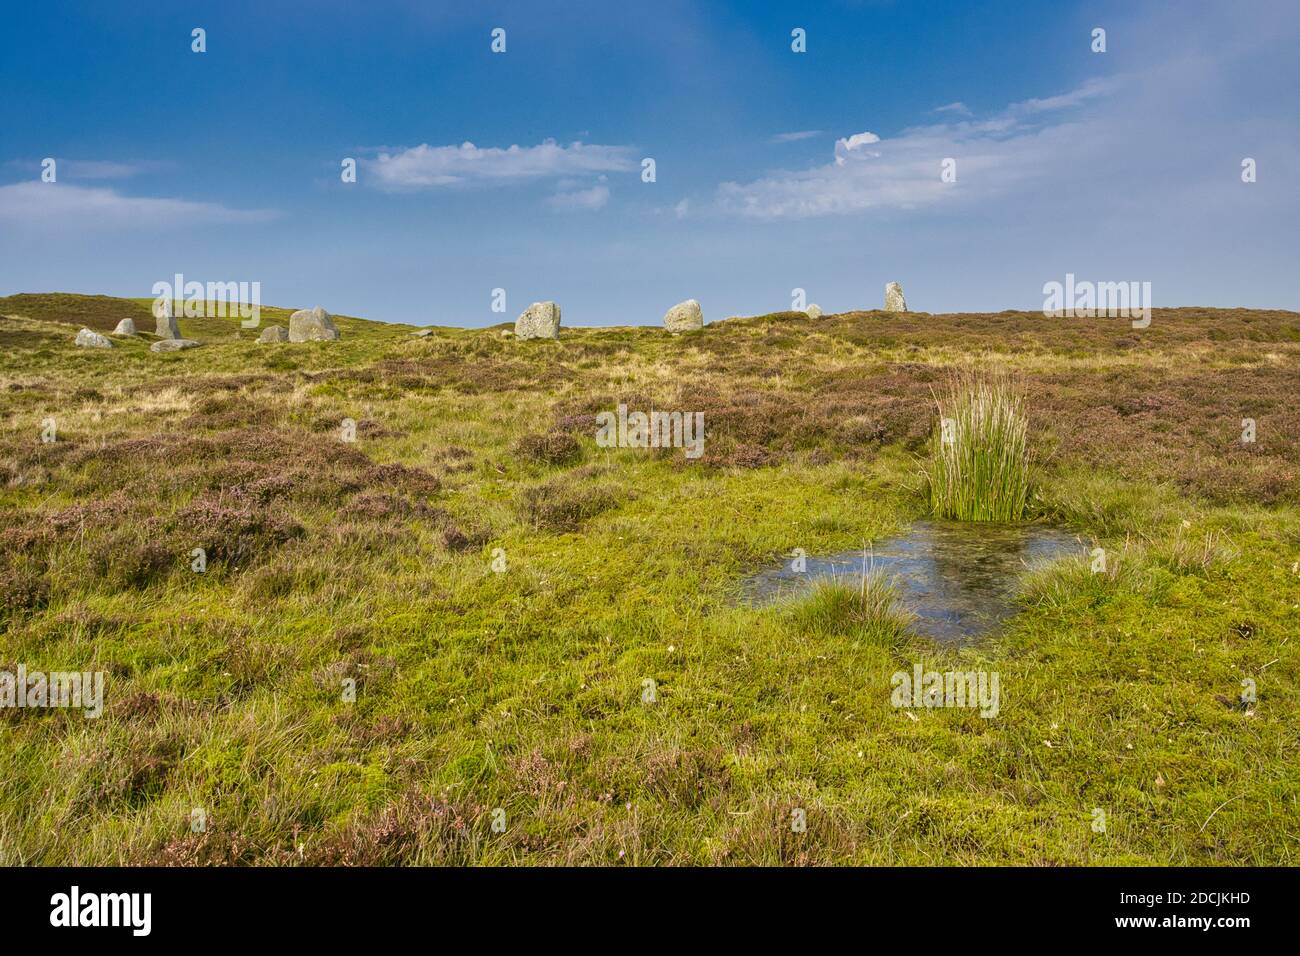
925 372 1030 522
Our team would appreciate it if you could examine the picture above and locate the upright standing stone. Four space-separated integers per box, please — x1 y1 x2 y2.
75 328 113 348
884 282 907 313
153 299 180 339
663 299 704 333
288 306 339 342
804 304 823 319
112 318 136 335
515 301 561 340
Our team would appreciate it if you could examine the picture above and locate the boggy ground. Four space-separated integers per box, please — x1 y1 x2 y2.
0 294 1296 865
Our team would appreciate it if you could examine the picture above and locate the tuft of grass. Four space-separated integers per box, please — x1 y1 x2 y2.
788 568 914 644
1017 540 1150 613
517 471 624 532
924 372 1030 522
1150 524 1239 576
513 430 582 467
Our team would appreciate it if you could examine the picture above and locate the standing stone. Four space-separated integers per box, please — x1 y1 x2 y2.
663 299 704 333
805 304 823 319
75 328 113 349
288 306 339 342
112 318 136 335
153 299 180 339
150 338 203 352
515 301 561 340
884 282 908 313
257 325 289 344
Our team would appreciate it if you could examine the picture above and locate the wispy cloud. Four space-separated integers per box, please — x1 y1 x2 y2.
770 130 821 143
0 182 279 229
547 181 611 211
930 101 972 117
714 77 1128 219
364 139 636 191
1010 76 1123 115
5 158 165 180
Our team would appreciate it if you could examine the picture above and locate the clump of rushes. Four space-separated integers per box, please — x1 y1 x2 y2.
925 371 1030 522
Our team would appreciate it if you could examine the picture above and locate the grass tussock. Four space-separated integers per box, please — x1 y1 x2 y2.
1151 524 1239 576
789 570 914 644
925 372 1030 522
513 430 582 467
517 468 625 532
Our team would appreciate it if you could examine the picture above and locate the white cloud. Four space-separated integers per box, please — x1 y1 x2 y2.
770 130 821 143
714 78 1129 219
547 183 611 211
1010 76 1123 115
834 131 882 166
6 158 159 180
365 139 635 190
0 182 278 228
931 102 972 116
65 160 145 180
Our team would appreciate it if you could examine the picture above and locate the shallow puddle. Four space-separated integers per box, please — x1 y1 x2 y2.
743 520 1085 642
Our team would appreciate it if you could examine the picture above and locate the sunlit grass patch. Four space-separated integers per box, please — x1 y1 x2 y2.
1148 524 1239 576
787 570 914 644
1016 543 1149 614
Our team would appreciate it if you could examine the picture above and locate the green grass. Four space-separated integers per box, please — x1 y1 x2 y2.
925 372 1031 522
0 294 1297 865
788 571 915 646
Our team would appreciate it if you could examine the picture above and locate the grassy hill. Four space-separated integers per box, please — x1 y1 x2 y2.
0 293 154 333
0 291 399 339
0 292 1297 865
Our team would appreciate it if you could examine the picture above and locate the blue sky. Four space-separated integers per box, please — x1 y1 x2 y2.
1 0 1297 325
